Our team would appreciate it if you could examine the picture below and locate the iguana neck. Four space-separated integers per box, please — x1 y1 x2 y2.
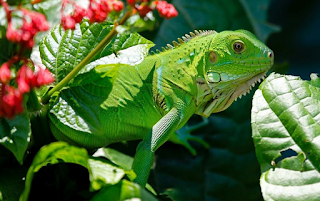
149 32 217 115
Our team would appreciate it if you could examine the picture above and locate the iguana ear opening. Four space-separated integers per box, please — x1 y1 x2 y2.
208 51 218 64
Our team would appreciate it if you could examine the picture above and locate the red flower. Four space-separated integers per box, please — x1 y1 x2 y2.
32 67 55 88
61 0 87 30
87 0 110 23
100 0 111 13
61 15 77 30
0 84 23 119
21 9 50 33
6 23 22 43
0 62 11 84
72 4 86 23
155 1 178 19
111 0 124 12
16 65 34 94
60 0 125 29
127 0 137 6
137 4 153 17
0 61 54 119
5 8 49 49
16 64 55 93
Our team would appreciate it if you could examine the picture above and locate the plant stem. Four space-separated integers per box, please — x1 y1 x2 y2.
41 10 132 104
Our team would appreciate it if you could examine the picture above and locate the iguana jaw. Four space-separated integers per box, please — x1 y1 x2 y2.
231 71 267 102
196 71 267 117
220 71 267 112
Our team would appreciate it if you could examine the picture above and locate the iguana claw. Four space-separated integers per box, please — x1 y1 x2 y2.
170 117 210 155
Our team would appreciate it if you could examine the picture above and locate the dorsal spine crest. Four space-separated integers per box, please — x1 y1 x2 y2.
154 30 217 53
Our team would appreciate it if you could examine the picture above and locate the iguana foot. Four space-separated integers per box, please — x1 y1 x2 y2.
170 117 210 155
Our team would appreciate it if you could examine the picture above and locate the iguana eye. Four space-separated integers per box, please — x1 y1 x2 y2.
233 41 245 53
208 51 217 63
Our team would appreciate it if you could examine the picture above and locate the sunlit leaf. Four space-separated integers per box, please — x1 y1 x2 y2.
252 73 320 201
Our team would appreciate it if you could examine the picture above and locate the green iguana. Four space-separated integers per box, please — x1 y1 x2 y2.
49 30 274 187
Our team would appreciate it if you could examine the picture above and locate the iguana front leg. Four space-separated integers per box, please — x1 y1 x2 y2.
131 107 183 187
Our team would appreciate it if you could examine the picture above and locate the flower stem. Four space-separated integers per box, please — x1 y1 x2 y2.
41 10 132 104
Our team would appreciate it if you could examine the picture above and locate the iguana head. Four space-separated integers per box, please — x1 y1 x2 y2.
196 30 274 117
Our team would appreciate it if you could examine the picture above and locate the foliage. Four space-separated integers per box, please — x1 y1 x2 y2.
0 0 319 201
252 73 320 201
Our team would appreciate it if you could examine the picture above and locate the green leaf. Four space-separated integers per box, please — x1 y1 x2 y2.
93 148 157 195
0 112 31 164
70 32 154 87
90 180 158 201
251 73 320 201
126 14 157 33
19 142 90 201
39 20 114 83
39 19 154 88
88 157 126 191
20 142 154 201
93 148 134 171
44 24 154 148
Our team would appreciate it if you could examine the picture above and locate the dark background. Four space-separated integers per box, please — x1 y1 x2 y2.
0 0 319 200
268 0 320 79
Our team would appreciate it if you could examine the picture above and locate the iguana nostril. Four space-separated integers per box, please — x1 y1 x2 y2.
268 51 273 58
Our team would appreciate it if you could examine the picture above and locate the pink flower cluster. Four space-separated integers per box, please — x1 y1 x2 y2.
61 0 124 30
0 59 54 118
155 1 178 19
1 1 50 49
0 84 24 119
0 1 54 119
61 0 178 30
128 0 178 19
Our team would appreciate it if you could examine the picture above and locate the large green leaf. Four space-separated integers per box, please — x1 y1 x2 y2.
19 142 157 201
41 20 154 148
0 112 31 164
39 20 154 86
88 157 126 191
91 148 157 200
19 142 90 201
90 179 158 201
252 73 320 201
93 148 134 171
39 20 113 83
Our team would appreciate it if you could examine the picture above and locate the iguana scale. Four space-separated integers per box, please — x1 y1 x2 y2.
49 30 274 187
